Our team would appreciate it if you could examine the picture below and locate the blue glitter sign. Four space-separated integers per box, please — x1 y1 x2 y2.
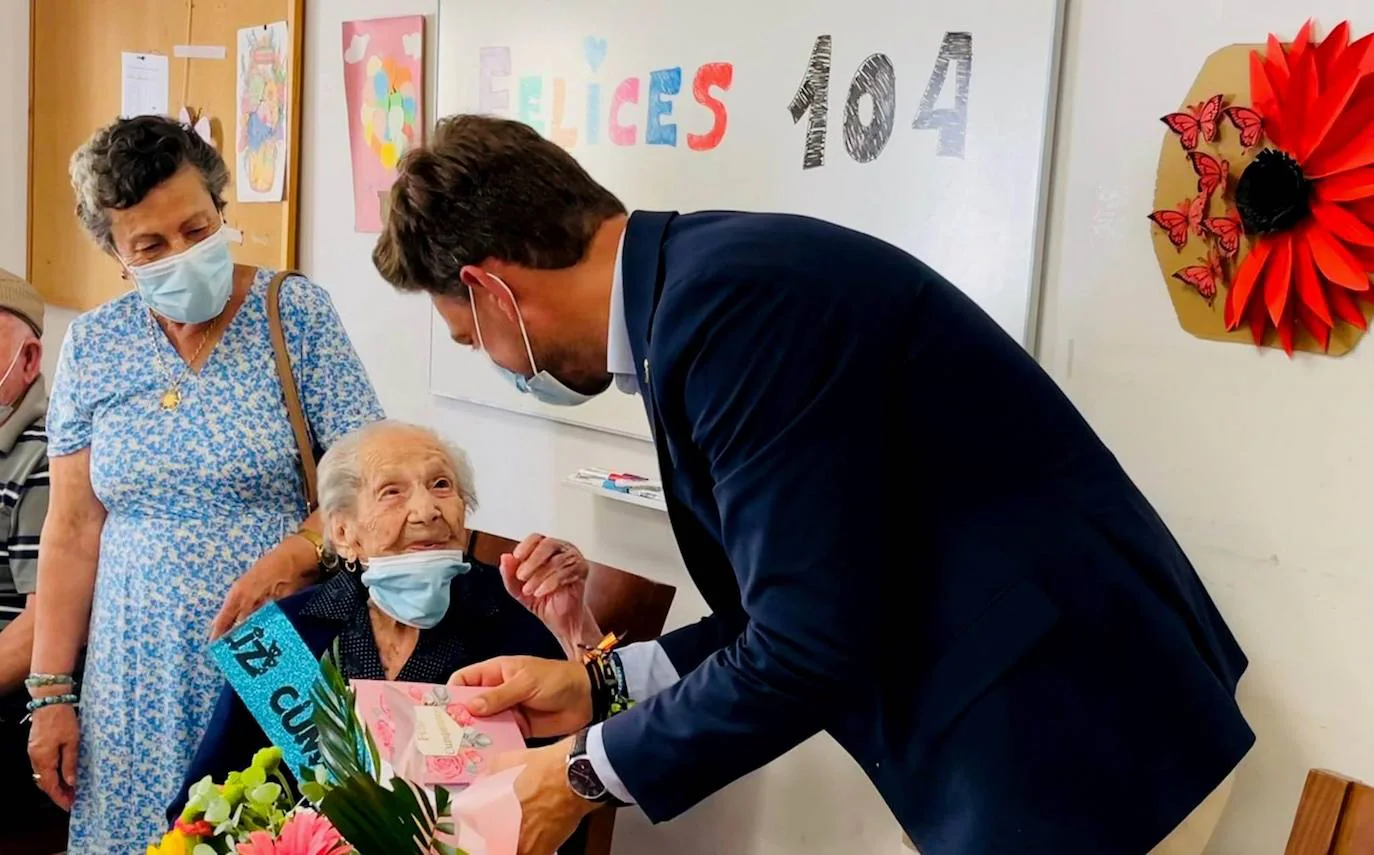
209 601 323 777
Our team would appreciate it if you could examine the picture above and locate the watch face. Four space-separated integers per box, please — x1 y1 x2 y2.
567 757 607 801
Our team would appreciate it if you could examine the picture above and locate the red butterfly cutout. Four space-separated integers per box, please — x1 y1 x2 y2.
1188 151 1230 200
1149 194 1208 250
1202 209 1243 257
1172 248 1226 306
1222 106 1264 149
1161 94 1226 151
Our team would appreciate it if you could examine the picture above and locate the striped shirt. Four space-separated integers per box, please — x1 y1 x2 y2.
0 377 49 623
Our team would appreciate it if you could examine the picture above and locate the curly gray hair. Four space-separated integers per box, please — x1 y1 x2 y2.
317 421 479 547
69 115 229 252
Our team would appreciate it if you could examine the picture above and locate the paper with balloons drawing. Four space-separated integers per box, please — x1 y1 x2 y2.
343 16 424 232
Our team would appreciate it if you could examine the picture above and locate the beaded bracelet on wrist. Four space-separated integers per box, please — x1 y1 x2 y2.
25 693 79 714
606 652 634 717
24 673 73 690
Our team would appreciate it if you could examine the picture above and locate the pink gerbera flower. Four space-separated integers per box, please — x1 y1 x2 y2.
235 811 351 855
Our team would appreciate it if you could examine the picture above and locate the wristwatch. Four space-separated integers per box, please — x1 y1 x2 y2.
566 728 626 806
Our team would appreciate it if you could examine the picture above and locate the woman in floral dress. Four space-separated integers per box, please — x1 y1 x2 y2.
25 115 384 851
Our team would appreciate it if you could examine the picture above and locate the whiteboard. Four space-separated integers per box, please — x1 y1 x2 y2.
431 0 1066 441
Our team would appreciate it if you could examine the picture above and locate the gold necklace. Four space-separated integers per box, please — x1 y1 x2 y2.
148 311 218 411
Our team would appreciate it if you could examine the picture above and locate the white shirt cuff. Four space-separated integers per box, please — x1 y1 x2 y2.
615 640 681 700
580 642 681 806
585 722 636 805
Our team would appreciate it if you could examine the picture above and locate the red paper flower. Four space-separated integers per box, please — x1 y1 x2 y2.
1226 20 1374 354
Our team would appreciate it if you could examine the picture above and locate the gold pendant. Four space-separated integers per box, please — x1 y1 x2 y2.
160 388 182 410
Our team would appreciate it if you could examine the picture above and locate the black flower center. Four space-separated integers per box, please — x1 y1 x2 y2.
1235 148 1311 235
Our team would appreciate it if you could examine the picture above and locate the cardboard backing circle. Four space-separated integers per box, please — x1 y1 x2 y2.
1150 43 1374 357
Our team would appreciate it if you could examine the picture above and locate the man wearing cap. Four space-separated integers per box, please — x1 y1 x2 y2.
0 268 62 835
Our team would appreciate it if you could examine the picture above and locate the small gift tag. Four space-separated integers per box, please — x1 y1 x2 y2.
413 704 468 756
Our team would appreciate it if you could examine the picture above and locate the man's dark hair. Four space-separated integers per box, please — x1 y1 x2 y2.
69 115 229 251
373 114 626 298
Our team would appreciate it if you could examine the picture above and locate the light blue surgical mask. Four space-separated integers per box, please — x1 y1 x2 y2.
360 548 470 629
123 225 234 323
469 275 598 407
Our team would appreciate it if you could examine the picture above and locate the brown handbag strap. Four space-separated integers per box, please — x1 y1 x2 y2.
265 270 318 511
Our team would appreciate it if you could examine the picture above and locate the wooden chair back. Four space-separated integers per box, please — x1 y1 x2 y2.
466 529 678 855
1285 769 1374 854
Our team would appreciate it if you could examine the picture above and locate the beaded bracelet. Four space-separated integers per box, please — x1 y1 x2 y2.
25 693 78 714
606 652 634 718
24 673 73 690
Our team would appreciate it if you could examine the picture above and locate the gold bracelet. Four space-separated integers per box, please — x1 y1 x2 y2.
293 527 326 563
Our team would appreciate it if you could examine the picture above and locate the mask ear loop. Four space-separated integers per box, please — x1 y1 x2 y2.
482 273 541 376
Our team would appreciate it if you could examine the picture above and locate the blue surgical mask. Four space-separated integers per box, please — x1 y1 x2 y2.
469 275 598 407
360 548 470 629
123 226 234 323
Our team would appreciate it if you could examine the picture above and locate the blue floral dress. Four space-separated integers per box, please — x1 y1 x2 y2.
47 270 385 853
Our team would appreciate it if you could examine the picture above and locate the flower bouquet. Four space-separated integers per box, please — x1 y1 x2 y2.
158 643 520 855
152 747 349 855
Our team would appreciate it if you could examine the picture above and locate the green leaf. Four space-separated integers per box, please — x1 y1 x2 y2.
300 781 326 804
188 775 217 803
193 845 217 855
311 642 374 782
242 765 267 789
204 795 231 825
250 782 282 805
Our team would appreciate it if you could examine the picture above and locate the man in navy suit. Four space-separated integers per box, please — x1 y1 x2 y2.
372 115 1253 855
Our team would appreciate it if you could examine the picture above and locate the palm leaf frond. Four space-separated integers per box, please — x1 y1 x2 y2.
311 641 376 782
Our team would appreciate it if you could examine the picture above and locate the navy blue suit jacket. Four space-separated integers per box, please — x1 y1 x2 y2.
597 211 1253 854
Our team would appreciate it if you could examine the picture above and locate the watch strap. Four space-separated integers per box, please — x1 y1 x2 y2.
567 728 627 807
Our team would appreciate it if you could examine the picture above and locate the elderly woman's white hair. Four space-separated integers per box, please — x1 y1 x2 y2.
317 421 478 544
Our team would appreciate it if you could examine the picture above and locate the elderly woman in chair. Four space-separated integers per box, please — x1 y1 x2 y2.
170 421 602 823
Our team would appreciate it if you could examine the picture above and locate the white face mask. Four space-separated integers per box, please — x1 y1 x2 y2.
468 275 599 408
0 344 27 424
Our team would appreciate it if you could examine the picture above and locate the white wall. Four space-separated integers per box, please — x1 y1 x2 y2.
300 3 905 854
1043 2 1374 852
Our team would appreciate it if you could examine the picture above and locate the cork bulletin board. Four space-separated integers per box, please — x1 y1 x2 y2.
27 0 305 312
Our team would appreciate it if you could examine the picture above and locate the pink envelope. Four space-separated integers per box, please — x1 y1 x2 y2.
352 680 525 786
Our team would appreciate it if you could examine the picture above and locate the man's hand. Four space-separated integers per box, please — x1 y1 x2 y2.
209 534 320 639
499 535 600 656
487 738 597 855
449 656 591 739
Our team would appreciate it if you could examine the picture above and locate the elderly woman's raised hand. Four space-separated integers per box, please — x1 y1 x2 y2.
499 534 602 658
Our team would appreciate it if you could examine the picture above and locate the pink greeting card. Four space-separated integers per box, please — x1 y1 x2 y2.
352 680 525 786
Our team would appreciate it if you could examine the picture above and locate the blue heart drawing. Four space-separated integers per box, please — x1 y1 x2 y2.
583 36 608 72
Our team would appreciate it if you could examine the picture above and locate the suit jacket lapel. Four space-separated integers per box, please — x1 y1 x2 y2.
621 210 676 423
